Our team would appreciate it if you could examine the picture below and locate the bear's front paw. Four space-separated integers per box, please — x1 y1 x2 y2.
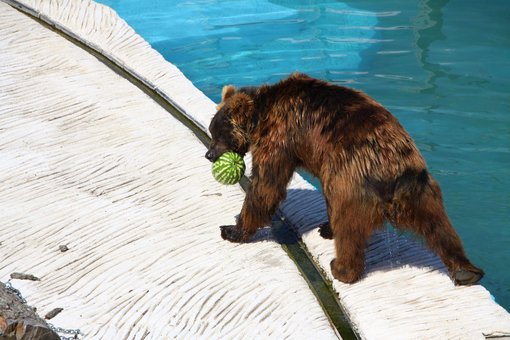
317 222 333 240
220 225 245 243
330 258 362 284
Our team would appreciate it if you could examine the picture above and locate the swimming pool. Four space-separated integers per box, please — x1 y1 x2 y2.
97 0 510 311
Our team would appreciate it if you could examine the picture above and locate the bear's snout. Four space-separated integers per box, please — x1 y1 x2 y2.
205 149 217 162
206 142 229 162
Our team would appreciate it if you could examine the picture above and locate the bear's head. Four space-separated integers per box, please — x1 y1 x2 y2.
205 85 255 162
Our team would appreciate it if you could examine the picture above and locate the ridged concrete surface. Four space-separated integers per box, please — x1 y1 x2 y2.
0 3 338 339
2 0 510 338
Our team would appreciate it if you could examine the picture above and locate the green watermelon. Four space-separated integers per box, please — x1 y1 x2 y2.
212 151 245 185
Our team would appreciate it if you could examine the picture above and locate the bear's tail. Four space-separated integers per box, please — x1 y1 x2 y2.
365 168 431 222
384 168 430 222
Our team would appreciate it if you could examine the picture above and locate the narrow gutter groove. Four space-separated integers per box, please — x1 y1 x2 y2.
274 215 358 339
5 2 358 338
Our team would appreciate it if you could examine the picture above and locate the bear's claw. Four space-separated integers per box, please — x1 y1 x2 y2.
318 222 333 240
220 225 244 243
453 268 484 286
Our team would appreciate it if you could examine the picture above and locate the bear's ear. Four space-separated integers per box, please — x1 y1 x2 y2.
229 92 254 126
221 85 236 102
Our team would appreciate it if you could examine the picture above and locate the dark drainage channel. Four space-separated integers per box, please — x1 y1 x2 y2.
10 3 358 338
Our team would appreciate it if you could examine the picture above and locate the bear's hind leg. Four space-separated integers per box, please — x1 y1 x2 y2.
328 195 383 283
390 177 484 285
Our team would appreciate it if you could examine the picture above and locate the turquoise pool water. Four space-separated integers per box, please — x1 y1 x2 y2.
98 0 509 311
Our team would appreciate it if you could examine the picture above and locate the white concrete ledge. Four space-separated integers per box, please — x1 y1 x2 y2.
2 0 510 339
0 2 338 338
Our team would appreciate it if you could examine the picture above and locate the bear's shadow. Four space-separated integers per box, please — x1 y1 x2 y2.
249 188 447 277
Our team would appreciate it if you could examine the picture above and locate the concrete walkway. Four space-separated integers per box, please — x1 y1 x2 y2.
0 2 338 339
1 0 510 339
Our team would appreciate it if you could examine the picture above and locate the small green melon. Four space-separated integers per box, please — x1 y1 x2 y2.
212 151 245 185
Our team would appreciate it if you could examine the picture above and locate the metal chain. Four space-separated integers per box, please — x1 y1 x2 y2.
3 280 82 340
48 323 82 340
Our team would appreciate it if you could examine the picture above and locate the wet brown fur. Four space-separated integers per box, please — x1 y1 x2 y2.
207 73 484 285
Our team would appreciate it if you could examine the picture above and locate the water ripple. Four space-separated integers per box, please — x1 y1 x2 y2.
377 50 412 55
343 25 412 31
374 73 413 80
325 37 393 44
325 9 401 17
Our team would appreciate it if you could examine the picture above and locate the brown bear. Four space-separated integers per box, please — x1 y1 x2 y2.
205 72 484 286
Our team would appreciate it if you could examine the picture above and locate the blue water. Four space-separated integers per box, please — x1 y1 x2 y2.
98 0 510 311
